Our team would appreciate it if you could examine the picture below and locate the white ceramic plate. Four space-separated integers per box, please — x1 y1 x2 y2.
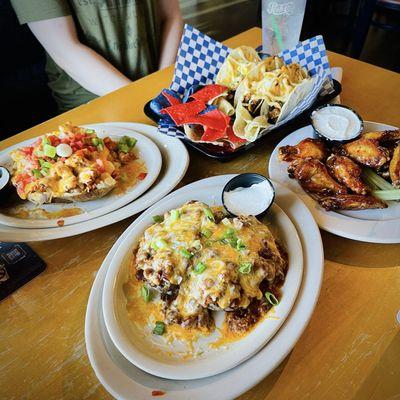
102 186 303 380
269 121 400 243
85 175 324 400
0 125 162 228
0 123 189 241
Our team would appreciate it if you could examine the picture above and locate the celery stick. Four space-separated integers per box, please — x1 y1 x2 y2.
362 168 394 191
372 189 400 201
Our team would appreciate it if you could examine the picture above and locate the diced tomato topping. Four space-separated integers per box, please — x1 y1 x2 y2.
138 172 147 181
20 146 33 155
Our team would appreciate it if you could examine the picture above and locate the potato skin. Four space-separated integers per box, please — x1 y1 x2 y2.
27 183 116 205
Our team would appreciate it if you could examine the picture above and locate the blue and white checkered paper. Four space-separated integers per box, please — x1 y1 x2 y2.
159 25 333 140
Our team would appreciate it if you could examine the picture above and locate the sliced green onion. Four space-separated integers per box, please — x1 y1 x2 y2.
265 291 279 306
223 227 235 238
179 248 193 259
41 137 50 146
236 238 246 250
153 321 165 335
118 143 130 153
39 159 52 169
362 168 394 191
43 144 56 158
372 189 400 201
156 239 168 249
31 169 41 179
127 137 137 148
204 207 215 222
151 239 168 250
140 285 151 302
152 215 164 223
201 228 212 238
170 209 180 221
238 262 252 274
92 137 101 146
40 168 49 176
193 262 206 274
86 129 95 134
221 236 238 248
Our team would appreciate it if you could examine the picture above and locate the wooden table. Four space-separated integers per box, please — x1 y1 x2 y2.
1 28 399 400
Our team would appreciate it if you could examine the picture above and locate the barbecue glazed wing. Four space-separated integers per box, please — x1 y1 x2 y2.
389 144 400 187
288 159 347 196
278 138 328 162
318 194 387 211
326 155 369 195
362 129 400 142
335 138 390 169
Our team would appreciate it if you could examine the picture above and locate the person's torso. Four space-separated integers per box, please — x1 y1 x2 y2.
47 0 160 112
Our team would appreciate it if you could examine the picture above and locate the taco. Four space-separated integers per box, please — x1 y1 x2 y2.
216 46 261 90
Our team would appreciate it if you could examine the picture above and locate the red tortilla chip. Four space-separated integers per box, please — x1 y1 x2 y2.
201 126 226 142
190 84 228 102
182 109 229 131
160 100 206 125
162 90 181 106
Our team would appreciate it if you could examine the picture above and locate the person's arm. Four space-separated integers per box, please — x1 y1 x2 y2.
158 0 183 70
28 16 131 96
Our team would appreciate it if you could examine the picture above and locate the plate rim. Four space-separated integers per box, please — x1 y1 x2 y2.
0 122 189 241
0 126 162 228
101 193 303 380
268 120 400 244
85 175 325 400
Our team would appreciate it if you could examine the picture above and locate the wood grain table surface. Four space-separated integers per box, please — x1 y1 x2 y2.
1 28 399 400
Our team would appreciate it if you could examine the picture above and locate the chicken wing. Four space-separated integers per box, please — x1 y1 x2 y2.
389 144 400 188
288 158 347 196
335 138 390 169
278 138 328 162
318 194 387 211
326 155 369 195
362 129 400 142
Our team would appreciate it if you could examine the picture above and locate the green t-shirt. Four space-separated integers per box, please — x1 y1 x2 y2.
11 0 160 112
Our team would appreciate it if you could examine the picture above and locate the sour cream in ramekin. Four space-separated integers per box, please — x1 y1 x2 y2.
311 104 363 141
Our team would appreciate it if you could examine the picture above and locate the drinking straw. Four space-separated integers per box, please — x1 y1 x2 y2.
270 15 284 52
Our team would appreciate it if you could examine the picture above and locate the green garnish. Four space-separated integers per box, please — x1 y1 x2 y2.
127 137 137 148
118 143 130 153
31 169 41 179
151 239 168 250
194 262 206 274
265 291 279 306
153 321 165 335
236 238 246 250
223 227 235 238
170 209 180 221
179 249 193 259
40 168 49 176
204 207 215 222
152 215 164 223
91 137 104 147
201 229 212 238
86 129 95 133
39 159 52 169
43 144 56 158
141 285 151 302
238 262 252 274
41 137 50 146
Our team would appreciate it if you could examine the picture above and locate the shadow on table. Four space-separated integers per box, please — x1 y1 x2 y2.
321 231 400 268
353 330 400 400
